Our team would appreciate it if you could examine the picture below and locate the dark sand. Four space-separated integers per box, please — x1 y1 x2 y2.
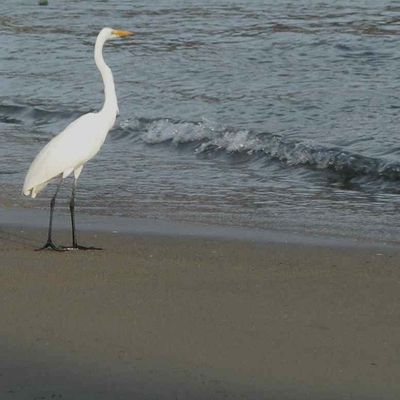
1 218 400 399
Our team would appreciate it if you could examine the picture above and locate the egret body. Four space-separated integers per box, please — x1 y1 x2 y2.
23 27 134 250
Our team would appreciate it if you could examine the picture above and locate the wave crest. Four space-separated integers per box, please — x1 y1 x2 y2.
138 118 400 181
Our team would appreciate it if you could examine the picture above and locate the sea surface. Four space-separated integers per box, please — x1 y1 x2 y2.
1 0 400 242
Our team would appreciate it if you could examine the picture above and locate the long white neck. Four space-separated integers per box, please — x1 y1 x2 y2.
94 33 119 117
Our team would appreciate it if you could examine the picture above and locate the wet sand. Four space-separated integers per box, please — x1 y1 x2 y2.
1 219 400 399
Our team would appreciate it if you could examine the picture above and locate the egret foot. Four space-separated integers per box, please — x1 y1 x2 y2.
61 244 103 251
36 241 65 251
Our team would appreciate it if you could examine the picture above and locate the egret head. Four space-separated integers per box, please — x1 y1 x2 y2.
100 27 135 41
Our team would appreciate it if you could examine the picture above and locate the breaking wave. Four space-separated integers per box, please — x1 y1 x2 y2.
135 118 400 182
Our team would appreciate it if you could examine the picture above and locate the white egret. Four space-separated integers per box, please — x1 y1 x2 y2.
23 27 134 251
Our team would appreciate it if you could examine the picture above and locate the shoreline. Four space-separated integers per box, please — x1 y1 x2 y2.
1 208 400 399
1 205 399 251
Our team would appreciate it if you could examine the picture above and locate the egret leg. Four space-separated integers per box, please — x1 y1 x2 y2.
70 178 77 247
62 178 102 251
36 178 64 251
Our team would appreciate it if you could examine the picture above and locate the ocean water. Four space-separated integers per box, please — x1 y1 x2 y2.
1 0 400 242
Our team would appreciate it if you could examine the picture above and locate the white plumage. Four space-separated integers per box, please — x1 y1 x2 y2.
23 112 112 198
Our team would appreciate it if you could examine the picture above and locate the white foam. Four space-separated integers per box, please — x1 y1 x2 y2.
141 118 264 155
142 119 210 145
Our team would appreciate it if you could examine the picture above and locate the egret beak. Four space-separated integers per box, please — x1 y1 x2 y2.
112 30 135 37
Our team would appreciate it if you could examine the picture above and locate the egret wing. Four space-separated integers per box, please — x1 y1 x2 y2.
23 112 108 197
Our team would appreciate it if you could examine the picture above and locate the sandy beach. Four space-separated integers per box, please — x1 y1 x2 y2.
1 212 400 399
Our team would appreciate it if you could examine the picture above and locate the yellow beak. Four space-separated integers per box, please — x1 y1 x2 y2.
112 29 135 37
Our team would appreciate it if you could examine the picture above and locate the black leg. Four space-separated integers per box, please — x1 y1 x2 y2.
36 178 64 251
62 178 102 251
70 178 77 247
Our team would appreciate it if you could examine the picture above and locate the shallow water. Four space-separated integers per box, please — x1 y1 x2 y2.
1 0 400 241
